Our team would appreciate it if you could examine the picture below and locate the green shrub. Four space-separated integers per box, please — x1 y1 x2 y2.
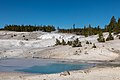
97 37 105 42
74 38 79 44
86 41 89 44
90 42 92 44
92 43 96 48
67 41 72 46
119 36 120 39
61 39 66 45
55 39 61 45
106 32 114 41
72 38 82 47
72 41 76 47
97 31 105 42
76 42 82 47
106 35 114 41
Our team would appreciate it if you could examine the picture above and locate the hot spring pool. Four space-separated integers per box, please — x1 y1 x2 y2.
0 58 95 74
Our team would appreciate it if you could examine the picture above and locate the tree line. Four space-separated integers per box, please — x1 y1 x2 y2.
0 25 56 32
58 25 103 37
58 16 120 37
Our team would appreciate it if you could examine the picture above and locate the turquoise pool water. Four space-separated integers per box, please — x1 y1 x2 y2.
0 58 95 74
16 63 93 74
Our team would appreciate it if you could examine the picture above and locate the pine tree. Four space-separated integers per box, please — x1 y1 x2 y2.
74 38 79 44
61 39 66 45
118 18 120 25
107 16 117 32
83 26 88 37
84 31 88 37
76 42 82 47
114 18 120 34
88 24 93 36
72 41 76 47
90 42 92 44
67 41 72 46
86 41 89 44
92 43 96 48
73 24 75 32
72 38 82 47
97 31 105 42
97 25 100 31
55 39 61 45
106 31 114 41
57 26 60 30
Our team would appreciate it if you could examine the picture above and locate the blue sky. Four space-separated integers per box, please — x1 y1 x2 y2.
0 0 120 28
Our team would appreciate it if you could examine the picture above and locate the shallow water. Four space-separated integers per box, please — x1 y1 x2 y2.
0 58 95 74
